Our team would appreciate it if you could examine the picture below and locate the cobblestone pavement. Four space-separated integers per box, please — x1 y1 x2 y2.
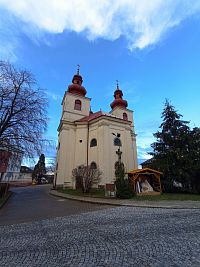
0 185 112 225
0 207 200 267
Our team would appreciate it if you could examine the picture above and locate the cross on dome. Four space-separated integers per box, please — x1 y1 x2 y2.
116 80 119 89
77 64 80 75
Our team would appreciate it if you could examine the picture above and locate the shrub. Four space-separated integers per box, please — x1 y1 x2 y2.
72 165 102 193
115 161 133 199
115 178 133 199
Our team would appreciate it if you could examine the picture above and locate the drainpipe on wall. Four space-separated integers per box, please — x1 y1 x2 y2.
87 121 89 169
85 121 89 190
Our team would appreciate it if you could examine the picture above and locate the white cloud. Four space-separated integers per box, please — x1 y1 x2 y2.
0 0 200 50
45 91 62 101
137 147 152 161
136 128 156 160
0 9 19 61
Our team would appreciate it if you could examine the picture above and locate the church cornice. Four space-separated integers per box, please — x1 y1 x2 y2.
75 115 131 126
57 120 76 131
110 107 134 113
62 110 86 118
61 91 91 105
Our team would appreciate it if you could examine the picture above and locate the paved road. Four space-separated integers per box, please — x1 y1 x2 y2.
0 185 200 266
0 185 112 225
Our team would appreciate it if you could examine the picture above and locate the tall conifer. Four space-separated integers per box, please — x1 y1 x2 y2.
32 154 46 183
150 100 190 191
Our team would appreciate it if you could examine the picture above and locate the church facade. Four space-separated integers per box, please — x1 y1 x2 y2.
54 68 138 188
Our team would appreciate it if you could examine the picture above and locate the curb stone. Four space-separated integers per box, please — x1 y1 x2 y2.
50 190 200 209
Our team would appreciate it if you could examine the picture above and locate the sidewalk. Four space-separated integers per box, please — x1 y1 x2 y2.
50 190 200 209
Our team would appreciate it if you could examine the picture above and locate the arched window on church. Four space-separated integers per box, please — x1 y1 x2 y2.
74 99 81 111
90 138 97 147
90 162 97 169
123 112 128 120
114 137 122 147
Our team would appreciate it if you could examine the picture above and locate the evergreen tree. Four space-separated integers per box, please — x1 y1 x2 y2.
115 161 133 199
32 154 46 183
188 127 200 192
150 100 191 191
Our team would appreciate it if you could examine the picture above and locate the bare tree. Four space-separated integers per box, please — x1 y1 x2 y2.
72 165 102 193
46 157 56 173
0 60 48 158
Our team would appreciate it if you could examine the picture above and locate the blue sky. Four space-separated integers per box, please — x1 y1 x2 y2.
0 1 200 164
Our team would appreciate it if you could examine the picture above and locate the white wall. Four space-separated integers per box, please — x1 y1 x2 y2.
2 151 23 181
55 93 138 188
55 116 138 187
62 92 91 121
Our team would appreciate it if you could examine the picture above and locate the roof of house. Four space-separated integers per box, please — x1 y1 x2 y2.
20 166 33 173
0 146 23 154
75 111 131 123
141 158 153 166
76 111 103 122
128 168 162 175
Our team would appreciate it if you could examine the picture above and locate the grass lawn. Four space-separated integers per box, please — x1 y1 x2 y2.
131 193 200 201
59 188 200 201
59 188 106 198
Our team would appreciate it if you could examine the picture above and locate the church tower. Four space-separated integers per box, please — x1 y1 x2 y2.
110 81 129 119
55 67 91 187
110 81 138 170
61 65 91 122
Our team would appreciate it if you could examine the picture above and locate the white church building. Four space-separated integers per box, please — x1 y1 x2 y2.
54 68 138 188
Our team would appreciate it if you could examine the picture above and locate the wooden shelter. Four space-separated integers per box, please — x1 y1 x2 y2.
128 168 162 195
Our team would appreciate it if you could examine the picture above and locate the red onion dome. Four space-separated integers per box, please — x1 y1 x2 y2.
67 66 87 97
110 98 128 109
110 82 128 109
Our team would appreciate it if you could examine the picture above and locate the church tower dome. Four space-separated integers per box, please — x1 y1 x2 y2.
110 81 128 110
67 65 87 97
